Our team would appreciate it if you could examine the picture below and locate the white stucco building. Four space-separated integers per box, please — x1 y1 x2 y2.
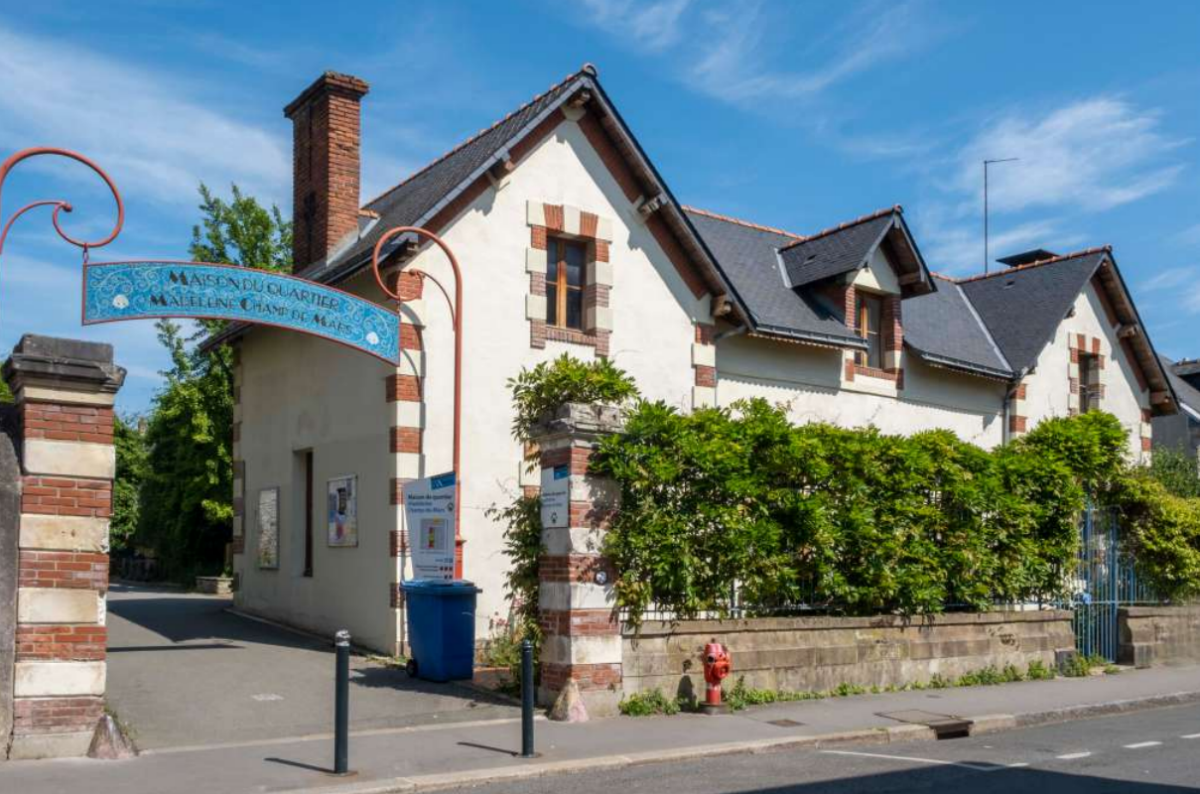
206 67 1178 654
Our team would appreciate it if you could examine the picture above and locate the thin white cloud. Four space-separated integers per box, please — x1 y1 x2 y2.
689 1 928 104
1141 266 1199 293
952 98 1187 215
914 96 1187 274
581 0 693 52
918 216 1083 274
0 25 289 206
1173 222 1200 247
1142 269 1200 315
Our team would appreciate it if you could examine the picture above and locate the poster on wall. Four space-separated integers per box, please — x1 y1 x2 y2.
402 472 457 581
327 475 358 547
540 464 569 529
257 487 280 570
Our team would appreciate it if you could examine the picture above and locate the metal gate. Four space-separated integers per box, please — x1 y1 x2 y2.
1069 504 1159 662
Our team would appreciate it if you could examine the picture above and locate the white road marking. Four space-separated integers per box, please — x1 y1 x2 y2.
1006 762 1030 768
1123 741 1162 749
1056 752 1092 760
820 749 1002 772
1181 733 1200 740
251 693 284 702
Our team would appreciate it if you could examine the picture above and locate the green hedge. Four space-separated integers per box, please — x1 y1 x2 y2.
494 355 1200 627
592 399 1131 623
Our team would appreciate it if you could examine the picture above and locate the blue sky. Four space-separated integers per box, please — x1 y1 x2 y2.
1 1 1198 414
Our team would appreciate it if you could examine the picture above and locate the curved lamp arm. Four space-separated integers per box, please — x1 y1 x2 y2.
372 226 466 575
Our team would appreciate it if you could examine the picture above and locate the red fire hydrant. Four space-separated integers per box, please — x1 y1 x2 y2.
702 639 732 713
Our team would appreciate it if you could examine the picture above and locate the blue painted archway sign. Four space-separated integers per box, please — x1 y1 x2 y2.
82 261 401 364
1 148 404 367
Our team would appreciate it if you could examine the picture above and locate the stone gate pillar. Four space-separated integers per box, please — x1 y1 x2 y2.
3 335 124 760
532 402 623 719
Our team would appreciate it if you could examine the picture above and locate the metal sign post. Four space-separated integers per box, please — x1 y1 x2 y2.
371 227 466 577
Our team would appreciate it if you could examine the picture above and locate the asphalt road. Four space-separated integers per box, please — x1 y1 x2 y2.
441 703 1200 793
105 584 517 750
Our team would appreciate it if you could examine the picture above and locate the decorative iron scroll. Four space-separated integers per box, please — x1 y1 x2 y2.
0 147 124 260
83 261 401 365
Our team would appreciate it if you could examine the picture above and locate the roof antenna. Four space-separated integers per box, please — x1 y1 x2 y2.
983 158 1019 275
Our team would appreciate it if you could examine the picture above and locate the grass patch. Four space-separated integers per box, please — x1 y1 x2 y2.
619 688 682 716
639 658 1071 716
1060 653 1111 678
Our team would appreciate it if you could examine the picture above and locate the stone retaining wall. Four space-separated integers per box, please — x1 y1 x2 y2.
1119 605 1200 668
623 611 1076 697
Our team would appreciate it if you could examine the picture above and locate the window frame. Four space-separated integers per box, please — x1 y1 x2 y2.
1079 352 1101 413
854 292 885 369
546 236 587 331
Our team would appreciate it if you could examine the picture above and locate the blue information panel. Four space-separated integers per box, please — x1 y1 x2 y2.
83 261 401 364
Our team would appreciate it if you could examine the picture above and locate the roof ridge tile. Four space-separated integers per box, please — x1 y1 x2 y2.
682 205 804 239
778 205 902 252
956 245 1112 285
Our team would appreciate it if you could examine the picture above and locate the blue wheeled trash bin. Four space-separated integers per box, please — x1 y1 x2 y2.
400 580 481 682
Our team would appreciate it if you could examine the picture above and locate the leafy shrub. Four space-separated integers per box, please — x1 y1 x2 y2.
618 688 681 716
479 610 535 697
1026 659 1056 680
507 354 638 445
1147 448 1200 499
485 493 543 682
1060 652 1109 678
1116 474 1200 601
593 398 1128 625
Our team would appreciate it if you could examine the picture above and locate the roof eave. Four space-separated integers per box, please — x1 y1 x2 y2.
906 345 1014 381
583 78 751 326
750 323 866 350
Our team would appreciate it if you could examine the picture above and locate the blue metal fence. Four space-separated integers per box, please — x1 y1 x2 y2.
1068 504 1162 662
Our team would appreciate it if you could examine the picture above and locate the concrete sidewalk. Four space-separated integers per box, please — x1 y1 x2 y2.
2 665 1199 794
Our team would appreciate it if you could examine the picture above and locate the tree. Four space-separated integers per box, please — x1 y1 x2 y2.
111 415 147 554
135 184 291 581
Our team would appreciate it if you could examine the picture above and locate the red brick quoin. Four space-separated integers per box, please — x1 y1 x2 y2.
21 477 112 518
18 550 108 591
15 625 107 661
20 404 114 443
12 697 105 735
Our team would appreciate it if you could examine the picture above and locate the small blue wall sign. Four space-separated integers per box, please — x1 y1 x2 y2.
83 261 401 364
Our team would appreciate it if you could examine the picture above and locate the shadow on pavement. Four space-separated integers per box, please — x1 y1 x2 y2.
108 588 323 652
349 664 516 709
689 765 1198 794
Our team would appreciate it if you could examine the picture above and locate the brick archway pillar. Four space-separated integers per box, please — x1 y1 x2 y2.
531 402 623 718
3 335 124 760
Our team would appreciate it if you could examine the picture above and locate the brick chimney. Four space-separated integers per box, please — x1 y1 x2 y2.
284 71 370 272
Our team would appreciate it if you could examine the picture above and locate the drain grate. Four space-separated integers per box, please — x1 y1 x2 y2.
767 718 805 728
878 709 973 740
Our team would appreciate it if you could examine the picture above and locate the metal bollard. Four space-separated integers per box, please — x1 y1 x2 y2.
334 629 351 775
520 638 535 758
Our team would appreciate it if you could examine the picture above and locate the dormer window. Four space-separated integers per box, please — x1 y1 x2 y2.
855 292 884 369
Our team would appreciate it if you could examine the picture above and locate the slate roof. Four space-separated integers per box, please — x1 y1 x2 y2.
207 64 1171 402
904 276 1010 377
957 249 1109 374
778 211 895 288
683 208 864 347
306 68 591 285
1161 354 1200 421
